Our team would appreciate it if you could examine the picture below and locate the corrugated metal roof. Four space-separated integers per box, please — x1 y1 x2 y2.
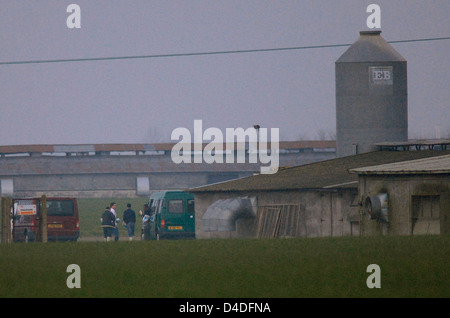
349 154 450 175
0 141 335 155
375 139 450 150
0 155 261 175
94 144 146 152
190 150 450 193
54 145 96 153
0 144 54 154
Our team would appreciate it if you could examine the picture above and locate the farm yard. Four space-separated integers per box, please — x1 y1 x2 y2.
1 2 449 310
77 198 149 239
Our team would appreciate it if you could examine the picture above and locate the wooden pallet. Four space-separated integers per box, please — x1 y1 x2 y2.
256 204 301 238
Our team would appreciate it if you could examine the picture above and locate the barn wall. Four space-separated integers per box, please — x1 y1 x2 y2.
358 174 450 236
194 188 359 239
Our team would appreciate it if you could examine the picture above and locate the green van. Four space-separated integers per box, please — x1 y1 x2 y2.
146 191 195 240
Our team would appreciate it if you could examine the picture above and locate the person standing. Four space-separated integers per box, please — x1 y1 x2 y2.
123 203 136 241
141 203 151 216
110 202 120 241
101 206 115 242
140 203 157 240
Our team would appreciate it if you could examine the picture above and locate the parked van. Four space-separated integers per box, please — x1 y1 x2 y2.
12 197 79 242
145 191 195 240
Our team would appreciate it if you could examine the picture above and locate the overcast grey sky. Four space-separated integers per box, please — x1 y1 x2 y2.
0 1 449 146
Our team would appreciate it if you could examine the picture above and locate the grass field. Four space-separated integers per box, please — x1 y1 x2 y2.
1 198 449 298
0 235 449 298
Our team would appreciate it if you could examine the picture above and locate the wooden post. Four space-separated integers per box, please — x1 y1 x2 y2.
40 195 48 243
1 197 12 243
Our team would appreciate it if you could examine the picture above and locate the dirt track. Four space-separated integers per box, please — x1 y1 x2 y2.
78 236 139 242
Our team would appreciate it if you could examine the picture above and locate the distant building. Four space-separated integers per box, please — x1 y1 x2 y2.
0 141 336 198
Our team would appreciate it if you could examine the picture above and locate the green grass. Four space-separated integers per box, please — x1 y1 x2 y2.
1 198 449 298
0 235 449 298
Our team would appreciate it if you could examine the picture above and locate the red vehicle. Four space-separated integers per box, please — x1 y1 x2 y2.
12 197 79 242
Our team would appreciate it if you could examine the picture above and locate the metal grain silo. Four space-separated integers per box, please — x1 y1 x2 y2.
335 31 407 157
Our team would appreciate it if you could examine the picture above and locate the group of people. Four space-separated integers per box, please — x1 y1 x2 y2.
100 202 142 242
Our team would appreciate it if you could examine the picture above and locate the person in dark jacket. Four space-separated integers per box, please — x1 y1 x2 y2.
101 207 115 242
123 203 136 241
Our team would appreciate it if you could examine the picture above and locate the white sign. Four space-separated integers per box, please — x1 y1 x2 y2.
369 66 393 85
16 204 37 215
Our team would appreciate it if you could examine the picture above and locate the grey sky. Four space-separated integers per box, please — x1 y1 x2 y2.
0 0 449 146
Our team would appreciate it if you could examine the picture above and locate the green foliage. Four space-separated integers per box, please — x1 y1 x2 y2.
0 235 449 298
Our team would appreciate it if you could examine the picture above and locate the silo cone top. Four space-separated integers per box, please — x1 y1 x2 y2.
336 30 406 63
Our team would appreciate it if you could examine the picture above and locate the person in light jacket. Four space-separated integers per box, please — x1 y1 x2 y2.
110 202 120 241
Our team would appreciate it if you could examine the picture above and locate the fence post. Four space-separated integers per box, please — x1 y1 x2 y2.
1 197 12 243
40 195 48 242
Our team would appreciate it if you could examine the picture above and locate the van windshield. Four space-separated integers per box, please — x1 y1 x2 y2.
46 200 74 216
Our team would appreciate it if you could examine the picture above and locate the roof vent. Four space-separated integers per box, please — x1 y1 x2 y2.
360 30 382 36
